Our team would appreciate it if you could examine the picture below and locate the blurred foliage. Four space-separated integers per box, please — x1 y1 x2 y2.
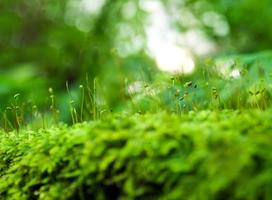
0 0 153 109
1 0 272 120
166 0 272 53
1 110 272 199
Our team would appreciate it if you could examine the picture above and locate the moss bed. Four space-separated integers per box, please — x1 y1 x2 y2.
1 110 272 200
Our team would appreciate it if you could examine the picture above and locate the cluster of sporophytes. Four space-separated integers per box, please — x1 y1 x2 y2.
0 76 108 132
1 110 272 199
1 55 272 131
126 59 272 114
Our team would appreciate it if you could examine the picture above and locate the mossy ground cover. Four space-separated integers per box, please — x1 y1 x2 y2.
1 109 272 199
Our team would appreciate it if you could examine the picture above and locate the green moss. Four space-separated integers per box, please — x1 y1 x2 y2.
1 110 272 199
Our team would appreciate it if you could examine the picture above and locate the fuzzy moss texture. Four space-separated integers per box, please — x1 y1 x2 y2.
1 110 272 200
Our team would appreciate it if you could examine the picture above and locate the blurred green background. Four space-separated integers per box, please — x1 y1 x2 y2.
1 0 272 121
